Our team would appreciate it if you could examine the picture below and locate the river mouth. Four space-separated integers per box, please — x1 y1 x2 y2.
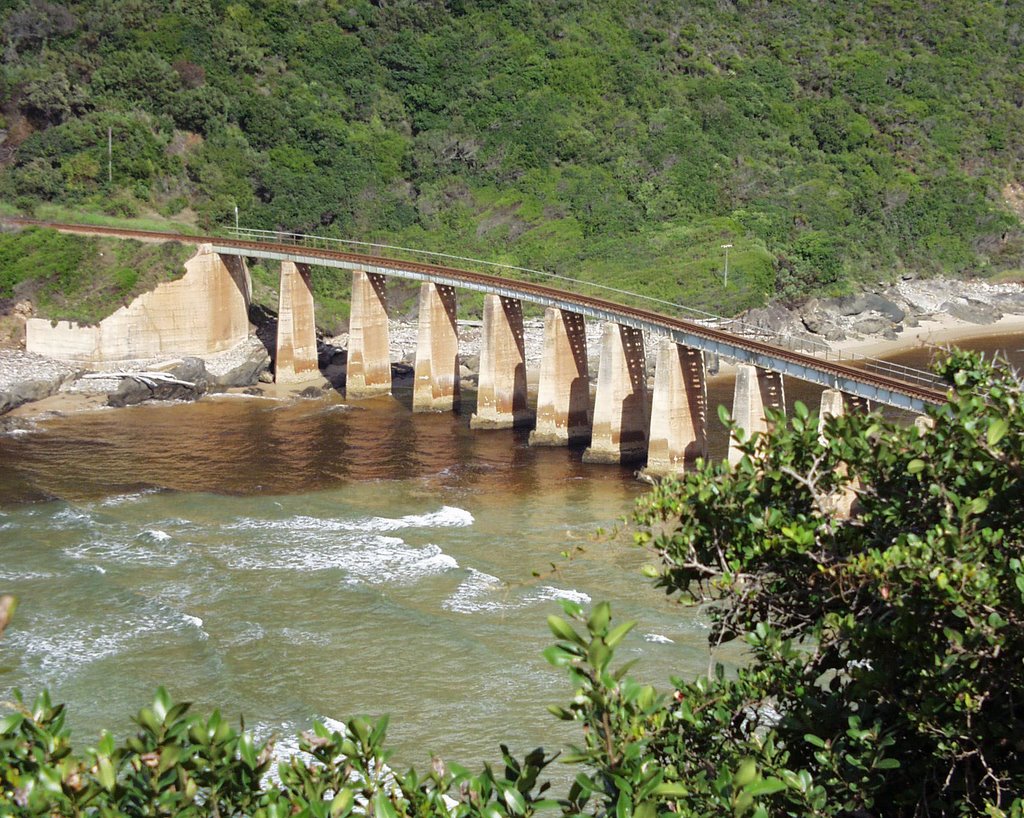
0 334 1019 774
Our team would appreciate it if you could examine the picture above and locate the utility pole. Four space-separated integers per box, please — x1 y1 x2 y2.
234 204 239 232
107 126 112 184
720 243 732 288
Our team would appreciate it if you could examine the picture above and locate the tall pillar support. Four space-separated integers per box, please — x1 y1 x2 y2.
728 364 785 467
471 294 530 429
644 341 707 477
413 282 459 412
275 260 318 383
583 323 648 465
347 270 391 398
529 308 590 447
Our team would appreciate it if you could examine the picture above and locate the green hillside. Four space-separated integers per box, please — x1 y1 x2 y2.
1 0 1022 317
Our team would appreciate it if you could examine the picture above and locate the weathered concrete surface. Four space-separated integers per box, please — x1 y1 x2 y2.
26 245 251 362
275 260 319 383
346 270 391 398
644 341 707 477
471 295 530 429
728 364 785 467
529 308 590 446
583 323 648 464
413 283 460 412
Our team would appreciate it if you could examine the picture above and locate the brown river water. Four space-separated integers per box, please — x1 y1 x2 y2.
0 332 1020 775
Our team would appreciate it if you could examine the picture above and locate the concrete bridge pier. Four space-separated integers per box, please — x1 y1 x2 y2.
728 363 785 466
413 282 460 412
529 308 591 447
817 388 868 518
275 260 319 383
643 341 708 478
346 270 391 398
583 323 648 465
471 294 531 429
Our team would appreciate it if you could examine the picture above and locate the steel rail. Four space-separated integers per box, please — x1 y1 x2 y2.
2 218 948 410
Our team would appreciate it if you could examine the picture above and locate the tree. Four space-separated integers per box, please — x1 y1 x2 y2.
627 349 1024 815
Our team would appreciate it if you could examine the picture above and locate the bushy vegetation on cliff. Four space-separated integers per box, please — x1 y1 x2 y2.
3 350 1023 816
1 0 1022 315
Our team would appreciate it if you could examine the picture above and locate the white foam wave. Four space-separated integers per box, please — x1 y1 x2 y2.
101 488 162 507
443 570 505 613
443 572 591 614
52 507 94 526
532 586 592 605
644 633 674 644
219 535 457 585
226 506 474 535
0 570 55 581
140 529 172 542
65 538 188 567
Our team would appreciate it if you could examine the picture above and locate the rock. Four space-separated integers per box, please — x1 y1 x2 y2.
258 370 274 384
940 299 1002 325
298 385 323 399
740 303 800 335
460 354 480 373
801 310 847 341
992 292 1024 314
852 317 893 335
207 337 271 389
107 358 210 408
459 364 474 378
0 350 78 415
831 293 905 322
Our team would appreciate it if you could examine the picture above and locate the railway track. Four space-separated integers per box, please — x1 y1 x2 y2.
2 217 948 407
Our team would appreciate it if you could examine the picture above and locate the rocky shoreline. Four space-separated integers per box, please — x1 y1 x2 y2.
2 277 1023 421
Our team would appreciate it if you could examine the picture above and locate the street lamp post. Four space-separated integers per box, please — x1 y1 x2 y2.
234 204 239 233
720 243 732 288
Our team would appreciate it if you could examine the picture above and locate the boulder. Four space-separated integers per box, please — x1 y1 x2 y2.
0 350 78 415
832 293 905 322
801 310 847 341
208 338 272 389
853 317 893 336
992 292 1024 314
107 358 210 408
941 298 1002 325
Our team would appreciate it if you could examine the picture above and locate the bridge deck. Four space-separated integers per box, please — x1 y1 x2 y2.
4 218 948 412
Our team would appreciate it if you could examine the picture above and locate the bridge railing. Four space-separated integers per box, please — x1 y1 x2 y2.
223 226 947 392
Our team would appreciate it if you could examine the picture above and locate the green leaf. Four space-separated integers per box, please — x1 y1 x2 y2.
0 713 23 733
547 615 584 646
987 418 1008 447
874 758 901 770
605 620 636 649
746 778 787 796
906 459 925 475
331 789 354 817
503 786 527 815
587 601 611 635
804 734 827 748
651 782 689 797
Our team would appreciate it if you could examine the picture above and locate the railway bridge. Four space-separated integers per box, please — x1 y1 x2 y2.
9 219 947 475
